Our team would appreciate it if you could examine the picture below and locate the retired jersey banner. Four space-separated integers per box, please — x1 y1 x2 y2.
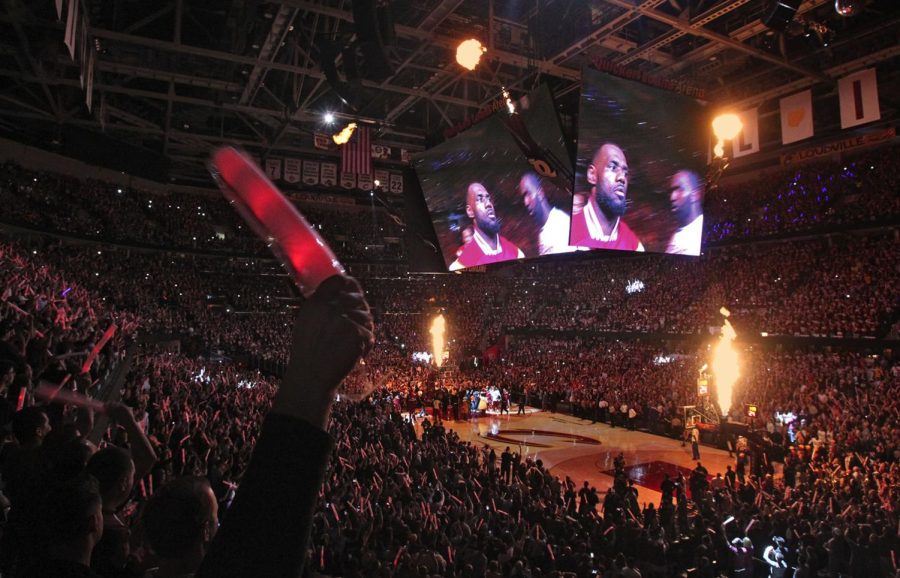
731 108 759 158
283 158 301 183
389 173 404 194
302 160 320 185
340 172 356 190
357 172 373 190
320 162 337 186
780 90 813 145
374 169 389 190
839 68 880 129
265 158 282 180
400 149 410 164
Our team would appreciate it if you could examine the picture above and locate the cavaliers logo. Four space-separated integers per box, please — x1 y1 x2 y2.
481 429 601 448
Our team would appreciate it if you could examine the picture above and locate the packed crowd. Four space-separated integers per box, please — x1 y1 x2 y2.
0 162 404 262
0 143 898 577
705 144 900 243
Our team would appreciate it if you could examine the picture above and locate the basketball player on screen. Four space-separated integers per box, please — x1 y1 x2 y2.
665 169 704 256
449 182 524 270
518 172 578 255
570 143 644 251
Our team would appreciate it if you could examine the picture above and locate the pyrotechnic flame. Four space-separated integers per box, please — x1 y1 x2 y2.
711 114 742 159
332 122 357 145
456 39 486 71
430 314 446 368
711 311 739 417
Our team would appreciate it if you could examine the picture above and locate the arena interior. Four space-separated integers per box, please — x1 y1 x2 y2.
0 1 898 577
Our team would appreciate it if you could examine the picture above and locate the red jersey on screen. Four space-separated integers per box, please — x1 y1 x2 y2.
570 209 642 251
455 235 521 268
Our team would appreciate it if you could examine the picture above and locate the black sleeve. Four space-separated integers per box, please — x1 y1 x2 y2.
197 412 334 578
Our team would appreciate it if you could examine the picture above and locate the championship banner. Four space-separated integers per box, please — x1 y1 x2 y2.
779 90 813 145
357 172 373 190
265 158 282 180
839 68 880 129
780 127 895 166
320 162 337 186
340 171 356 190
302 160 320 185
283 158 301 183
314 133 334 150
389 173 404 194
374 169 389 190
731 108 759 158
371 144 391 160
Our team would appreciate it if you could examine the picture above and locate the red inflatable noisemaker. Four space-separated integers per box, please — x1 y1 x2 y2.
208 147 345 298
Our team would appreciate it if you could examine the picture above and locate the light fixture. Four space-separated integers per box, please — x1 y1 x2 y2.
834 0 861 17
323 112 335 124
456 39 486 71
332 122 357 145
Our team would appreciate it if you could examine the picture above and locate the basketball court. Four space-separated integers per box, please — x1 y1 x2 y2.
438 409 734 504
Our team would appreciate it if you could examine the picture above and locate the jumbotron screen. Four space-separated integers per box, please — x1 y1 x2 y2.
570 68 708 255
414 85 575 271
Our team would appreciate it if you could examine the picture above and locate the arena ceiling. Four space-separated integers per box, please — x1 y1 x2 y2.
1 0 898 184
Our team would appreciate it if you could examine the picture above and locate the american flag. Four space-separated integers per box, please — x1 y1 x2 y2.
341 124 372 175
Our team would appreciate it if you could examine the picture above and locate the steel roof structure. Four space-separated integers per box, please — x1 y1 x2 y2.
1 0 897 184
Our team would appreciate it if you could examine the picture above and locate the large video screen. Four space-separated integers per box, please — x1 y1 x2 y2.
414 85 576 271
571 68 708 255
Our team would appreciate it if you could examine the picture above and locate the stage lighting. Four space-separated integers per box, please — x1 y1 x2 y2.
834 0 861 17
332 122 357 145
324 112 335 124
456 39 486 71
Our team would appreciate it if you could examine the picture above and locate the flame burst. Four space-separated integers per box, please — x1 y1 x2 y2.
712 307 740 417
332 122 357 145
456 39 486 71
430 314 446 368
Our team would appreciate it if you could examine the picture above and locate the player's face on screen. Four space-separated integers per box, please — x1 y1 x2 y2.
669 171 696 223
588 144 628 218
518 176 541 217
467 183 499 235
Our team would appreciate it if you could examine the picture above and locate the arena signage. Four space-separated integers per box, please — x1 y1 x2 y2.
780 127 895 166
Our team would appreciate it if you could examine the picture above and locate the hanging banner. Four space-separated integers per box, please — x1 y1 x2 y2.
302 160 320 185
314 133 334 150
374 169 389 190
265 158 282 180
85 48 95 112
340 172 356 189
780 127 895 166
64 0 78 60
283 158 301 183
358 172 373 190
400 149 410 164
320 162 337 186
371 144 391 160
78 13 88 87
56 0 64 20
779 89 813 145
731 108 759 158
839 68 880 129
389 173 404 194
